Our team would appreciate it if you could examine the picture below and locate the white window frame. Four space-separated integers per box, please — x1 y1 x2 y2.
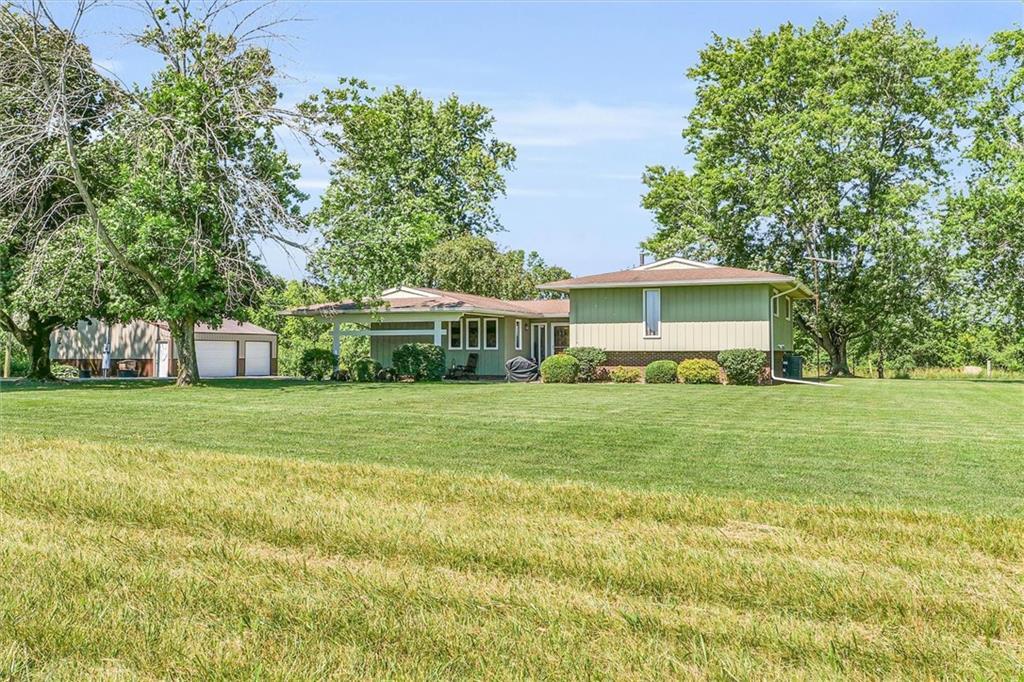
465 317 481 350
643 288 661 339
447 319 462 350
483 318 499 351
785 297 792 321
773 296 780 317
514 320 522 351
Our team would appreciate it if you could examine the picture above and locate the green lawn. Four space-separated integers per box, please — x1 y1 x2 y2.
1 379 1023 678
3 378 1023 514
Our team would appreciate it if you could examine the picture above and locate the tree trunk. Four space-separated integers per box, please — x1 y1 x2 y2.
169 317 199 386
877 348 885 379
26 324 54 380
819 333 853 376
1 310 60 381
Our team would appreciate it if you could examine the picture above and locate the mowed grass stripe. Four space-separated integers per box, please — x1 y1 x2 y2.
3 380 1023 514
1 438 1021 679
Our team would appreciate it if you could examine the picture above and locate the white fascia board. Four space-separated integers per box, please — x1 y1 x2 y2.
336 328 448 337
537 277 800 291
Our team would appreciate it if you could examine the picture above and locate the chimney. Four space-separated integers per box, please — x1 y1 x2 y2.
638 249 647 266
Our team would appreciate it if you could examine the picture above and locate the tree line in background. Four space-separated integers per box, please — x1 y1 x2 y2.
1 3 1020 383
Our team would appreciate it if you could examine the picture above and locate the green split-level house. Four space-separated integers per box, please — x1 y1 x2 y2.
287 257 813 377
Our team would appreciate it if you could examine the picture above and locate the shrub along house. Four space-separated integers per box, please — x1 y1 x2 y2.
287 258 812 378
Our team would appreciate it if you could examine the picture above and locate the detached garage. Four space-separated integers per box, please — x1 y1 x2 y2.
51 319 278 378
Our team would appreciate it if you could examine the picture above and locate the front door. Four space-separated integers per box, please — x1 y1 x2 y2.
156 342 169 378
531 323 548 363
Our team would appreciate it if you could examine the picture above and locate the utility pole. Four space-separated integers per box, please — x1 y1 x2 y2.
803 253 840 380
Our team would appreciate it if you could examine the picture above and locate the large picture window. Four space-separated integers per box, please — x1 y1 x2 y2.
448 320 462 350
466 318 480 350
643 288 661 338
483 318 499 350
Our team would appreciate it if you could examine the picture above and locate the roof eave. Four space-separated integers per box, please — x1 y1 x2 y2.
537 277 803 291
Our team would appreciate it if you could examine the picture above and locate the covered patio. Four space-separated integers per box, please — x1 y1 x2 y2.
286 286 569 377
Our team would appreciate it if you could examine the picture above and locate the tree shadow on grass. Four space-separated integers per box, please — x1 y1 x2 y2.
0 378 462 393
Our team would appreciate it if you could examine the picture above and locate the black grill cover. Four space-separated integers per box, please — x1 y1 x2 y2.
505 355 539 382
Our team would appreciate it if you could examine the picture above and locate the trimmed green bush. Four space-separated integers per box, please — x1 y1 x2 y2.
609 366 642 383
540 354 579 383
351 357 382 382
677 358 721 384
564 347 607 383
644 360 678 384
392 343 446 381
718 348 765 385
51 363 80 380
297 348 337 381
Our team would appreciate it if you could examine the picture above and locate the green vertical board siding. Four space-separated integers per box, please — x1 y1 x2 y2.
369 316 521 377
771 295 795 351
571 285 770 324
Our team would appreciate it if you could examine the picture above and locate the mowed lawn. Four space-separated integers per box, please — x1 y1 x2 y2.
3 378 1023 514
1 380 1023 678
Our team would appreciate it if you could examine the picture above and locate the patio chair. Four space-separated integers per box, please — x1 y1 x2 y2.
448 353 478 379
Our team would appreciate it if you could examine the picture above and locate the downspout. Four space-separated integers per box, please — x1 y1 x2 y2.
769 285 836 387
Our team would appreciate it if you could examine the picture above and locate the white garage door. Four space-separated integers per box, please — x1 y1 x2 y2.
244 341 271 376
196 340 237 377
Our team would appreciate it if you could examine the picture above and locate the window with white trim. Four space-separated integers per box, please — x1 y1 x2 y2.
483 318 499 350
465 318 480 350
447 320 462 350
514 320 522 350
773 297 780 317
785 297 792 321
643 288 661 338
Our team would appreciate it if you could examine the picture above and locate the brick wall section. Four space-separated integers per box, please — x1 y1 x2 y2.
603 350 724 366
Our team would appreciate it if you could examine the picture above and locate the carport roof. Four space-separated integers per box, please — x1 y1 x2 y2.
285 287 570 319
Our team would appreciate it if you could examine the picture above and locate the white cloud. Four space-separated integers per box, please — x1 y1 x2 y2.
495 102 685 148
93 58 122 74
295 178 330 191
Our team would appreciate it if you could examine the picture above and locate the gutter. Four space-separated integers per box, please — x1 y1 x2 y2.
768 285 836 387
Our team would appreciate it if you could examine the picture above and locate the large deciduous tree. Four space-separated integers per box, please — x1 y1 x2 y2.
944 28 1024 338
305 83 516 301
418 236 570 300
641 14 981 375
0 7 111 380
2 1 308 385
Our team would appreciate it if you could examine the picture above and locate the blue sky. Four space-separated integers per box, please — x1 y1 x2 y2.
73 1 1021 280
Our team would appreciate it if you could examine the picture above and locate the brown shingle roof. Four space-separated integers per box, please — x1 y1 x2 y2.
154 319 276 335
539 264 806 291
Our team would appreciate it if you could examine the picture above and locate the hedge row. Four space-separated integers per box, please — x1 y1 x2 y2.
300 344 768 385
541 348 767 385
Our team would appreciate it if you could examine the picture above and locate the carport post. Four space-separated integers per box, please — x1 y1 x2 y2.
332 320 340 366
